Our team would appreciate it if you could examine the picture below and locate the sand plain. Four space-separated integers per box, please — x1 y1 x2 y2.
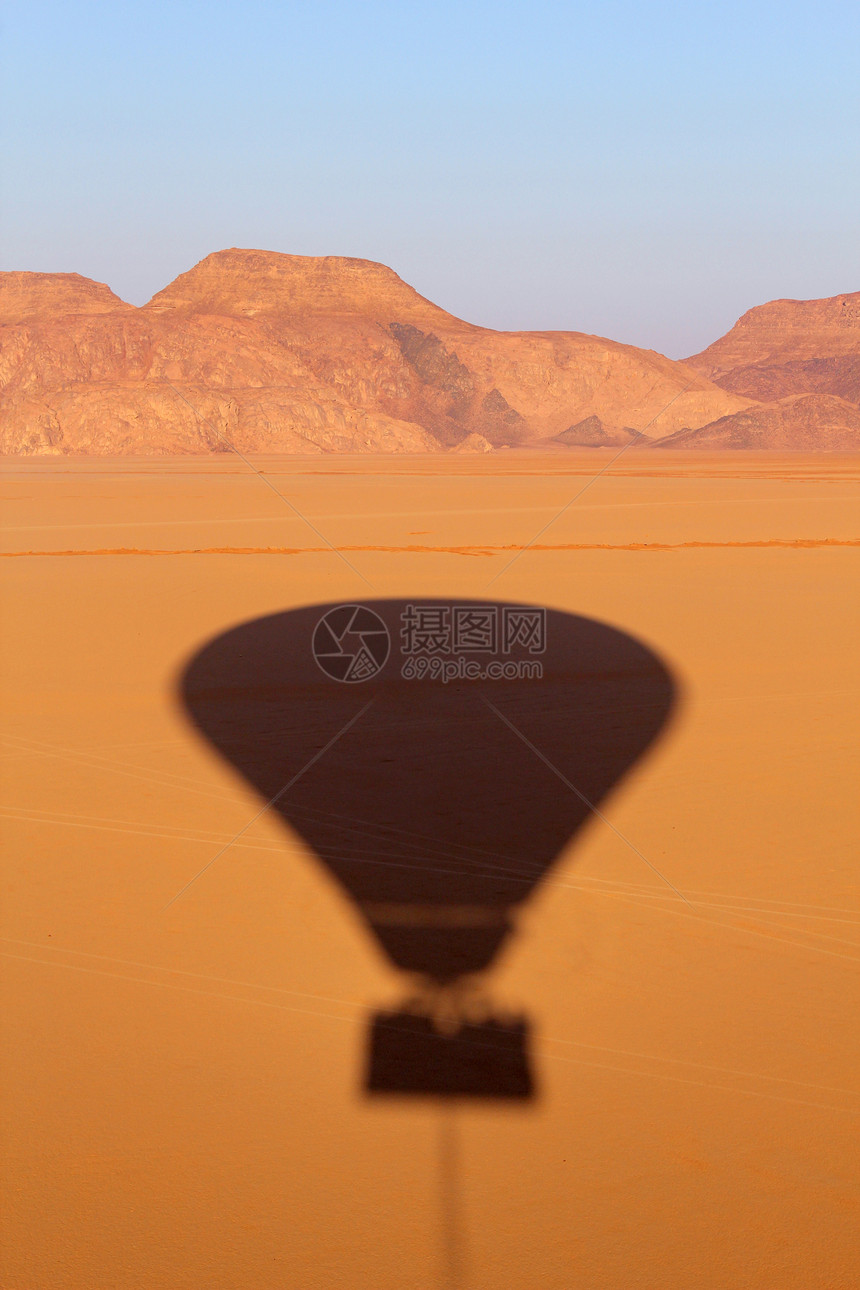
1 450 859 1289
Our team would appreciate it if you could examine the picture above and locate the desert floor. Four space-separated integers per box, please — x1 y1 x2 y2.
2 450 859 1289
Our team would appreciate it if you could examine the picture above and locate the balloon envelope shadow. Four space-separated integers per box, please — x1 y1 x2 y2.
179 601 676 1100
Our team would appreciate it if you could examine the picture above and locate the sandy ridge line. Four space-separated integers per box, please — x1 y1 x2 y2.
1 538 859 557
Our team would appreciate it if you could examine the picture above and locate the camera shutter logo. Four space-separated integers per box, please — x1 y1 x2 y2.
312 605 391 683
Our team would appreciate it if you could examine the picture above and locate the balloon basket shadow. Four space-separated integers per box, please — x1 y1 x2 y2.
365 1008 535 1099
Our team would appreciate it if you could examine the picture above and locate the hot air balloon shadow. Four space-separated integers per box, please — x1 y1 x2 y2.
179 600 676 1101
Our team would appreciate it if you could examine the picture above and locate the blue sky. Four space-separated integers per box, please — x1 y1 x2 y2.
2 0 858 355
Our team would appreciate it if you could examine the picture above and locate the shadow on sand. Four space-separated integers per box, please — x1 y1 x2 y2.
179 600 676 1101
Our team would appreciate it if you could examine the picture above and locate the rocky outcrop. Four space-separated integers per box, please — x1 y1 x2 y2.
552 415 640 447
450 432 494 453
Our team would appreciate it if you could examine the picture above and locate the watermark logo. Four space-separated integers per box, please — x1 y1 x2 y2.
312 603 546 683
401 604 545 657
400 603 545 682
312 604 391 683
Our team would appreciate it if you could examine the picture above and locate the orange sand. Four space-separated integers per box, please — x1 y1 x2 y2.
2 451 859 1288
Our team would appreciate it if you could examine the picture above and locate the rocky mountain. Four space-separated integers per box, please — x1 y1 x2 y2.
685 291 860 405
0 249 748 455
656 393 860 450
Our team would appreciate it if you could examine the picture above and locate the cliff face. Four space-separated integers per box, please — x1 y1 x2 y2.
0 249 748 455
686 292 860 404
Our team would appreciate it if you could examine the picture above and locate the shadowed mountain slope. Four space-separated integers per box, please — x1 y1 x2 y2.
656 392 860 449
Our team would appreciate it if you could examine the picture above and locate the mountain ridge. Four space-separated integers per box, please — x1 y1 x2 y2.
2 250 856 453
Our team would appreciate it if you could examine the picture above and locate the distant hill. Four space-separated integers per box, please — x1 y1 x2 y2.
685 291 860 405
655 393 860 450
0 249 747 455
